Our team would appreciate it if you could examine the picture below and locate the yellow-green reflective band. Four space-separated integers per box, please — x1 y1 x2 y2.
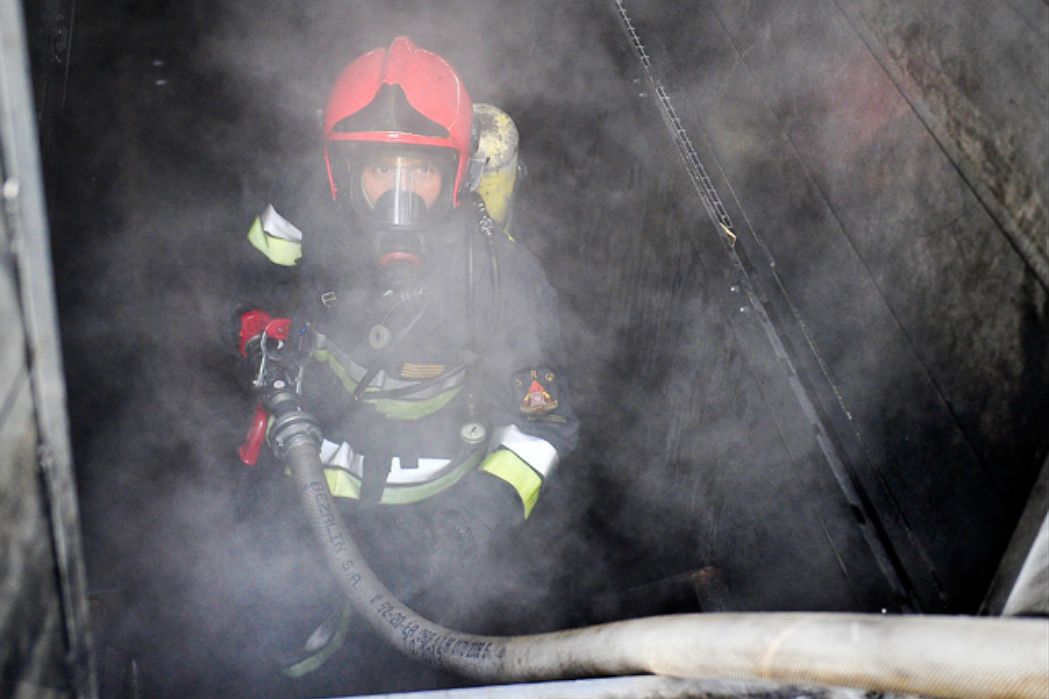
314 349 356 391
247 216 302 267
373 388 462 420
480 449 542 518
325 468 361 498
323 451 483 503
313 349 462 421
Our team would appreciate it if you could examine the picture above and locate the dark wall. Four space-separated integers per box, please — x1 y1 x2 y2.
30 0 1049 696
620 0 1049 612
3 1 89 696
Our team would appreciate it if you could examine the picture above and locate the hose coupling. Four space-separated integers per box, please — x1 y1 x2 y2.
263 388 322 456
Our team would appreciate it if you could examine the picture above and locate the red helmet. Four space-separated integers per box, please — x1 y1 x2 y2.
323 37 474 229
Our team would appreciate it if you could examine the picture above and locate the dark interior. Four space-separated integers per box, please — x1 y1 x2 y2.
21 0 1048 696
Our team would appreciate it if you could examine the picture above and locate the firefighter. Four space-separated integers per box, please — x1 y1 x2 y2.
234 36 578 677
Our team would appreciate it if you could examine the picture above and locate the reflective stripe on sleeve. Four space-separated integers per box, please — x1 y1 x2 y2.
480 449 543 519
260 204 303 241
490 424 559 478
246 205 302 267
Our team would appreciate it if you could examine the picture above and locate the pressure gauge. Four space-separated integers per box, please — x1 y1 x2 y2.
369 324 392 349
459 421 488 446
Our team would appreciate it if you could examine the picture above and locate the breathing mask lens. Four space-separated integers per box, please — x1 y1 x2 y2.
331 144 457 231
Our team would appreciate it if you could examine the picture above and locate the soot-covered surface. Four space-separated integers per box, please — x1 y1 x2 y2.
621 0 1049 613
31 0 1048 697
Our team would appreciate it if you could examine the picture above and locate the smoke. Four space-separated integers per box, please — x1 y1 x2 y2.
47 0 1049 696
54 1 832 693
50 2 667 696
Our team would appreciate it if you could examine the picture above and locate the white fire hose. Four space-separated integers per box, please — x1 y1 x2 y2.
272 408 1047 699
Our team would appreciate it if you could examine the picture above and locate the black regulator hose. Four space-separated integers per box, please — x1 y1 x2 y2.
271 398 1049 697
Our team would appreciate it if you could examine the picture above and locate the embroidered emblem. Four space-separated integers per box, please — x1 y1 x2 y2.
401 363 445 380
521 379 558 415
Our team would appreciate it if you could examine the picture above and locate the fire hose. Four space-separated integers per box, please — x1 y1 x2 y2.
262 389 1048 699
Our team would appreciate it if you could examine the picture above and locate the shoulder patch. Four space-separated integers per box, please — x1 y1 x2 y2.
519 369 559 415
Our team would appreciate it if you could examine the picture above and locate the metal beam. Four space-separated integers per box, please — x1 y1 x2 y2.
982 454 1049 616
0 0 95 695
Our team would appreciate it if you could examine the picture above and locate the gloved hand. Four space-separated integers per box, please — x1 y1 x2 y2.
238 308 273 359
235 310 299 465
238 308 272 388
429 470 525 568
237 309 297 389
431 508 482 565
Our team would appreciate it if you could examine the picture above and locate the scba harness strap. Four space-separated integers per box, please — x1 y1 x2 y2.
249 195 552 515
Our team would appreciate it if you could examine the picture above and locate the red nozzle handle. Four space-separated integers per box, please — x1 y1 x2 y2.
238 402 268 466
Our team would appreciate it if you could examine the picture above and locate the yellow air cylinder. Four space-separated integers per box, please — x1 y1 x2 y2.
473 103 519 228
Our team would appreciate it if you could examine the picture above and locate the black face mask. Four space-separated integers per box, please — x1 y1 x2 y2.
375 229 425 292
375 225 425 268
308 196 466 299
369 207 464 271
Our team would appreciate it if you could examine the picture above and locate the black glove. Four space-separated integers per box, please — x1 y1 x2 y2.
430 471 525 566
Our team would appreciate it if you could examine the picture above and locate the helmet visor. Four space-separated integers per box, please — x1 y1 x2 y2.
330 144 457 229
